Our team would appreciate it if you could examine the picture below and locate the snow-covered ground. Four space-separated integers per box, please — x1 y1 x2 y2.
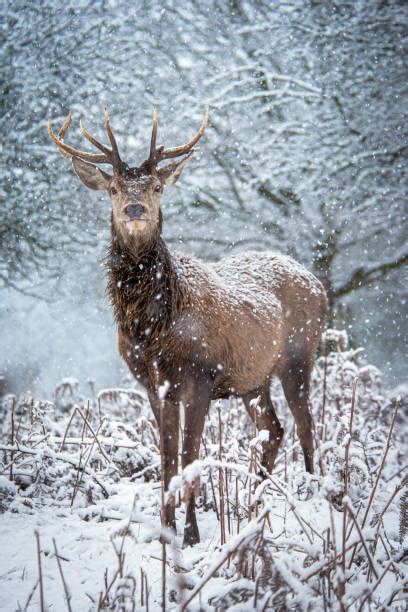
0 332 406 610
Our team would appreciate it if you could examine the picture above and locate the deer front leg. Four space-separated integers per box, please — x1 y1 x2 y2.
148 391 179 533
181 382 211 547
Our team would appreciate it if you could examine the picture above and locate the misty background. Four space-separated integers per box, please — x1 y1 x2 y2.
1 0 407 395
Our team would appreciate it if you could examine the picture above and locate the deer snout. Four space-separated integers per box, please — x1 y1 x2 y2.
125 204 146 220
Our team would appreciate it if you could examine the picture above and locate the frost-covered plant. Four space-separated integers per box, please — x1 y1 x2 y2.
0 381 159 511
167 330 406 610
0 332 406 610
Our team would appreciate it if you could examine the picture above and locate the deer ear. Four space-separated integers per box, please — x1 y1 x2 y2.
158 153 194 187
72 156 111 191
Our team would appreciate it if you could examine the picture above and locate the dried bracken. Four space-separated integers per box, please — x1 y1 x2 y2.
0 332 406 610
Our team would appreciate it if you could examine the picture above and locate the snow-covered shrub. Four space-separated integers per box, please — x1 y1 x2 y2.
54 378 82 412
0 331 406 610
97 387 146 420
167 330 406 610
0 381 159 512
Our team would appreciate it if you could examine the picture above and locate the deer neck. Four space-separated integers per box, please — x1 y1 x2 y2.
107 222 183 342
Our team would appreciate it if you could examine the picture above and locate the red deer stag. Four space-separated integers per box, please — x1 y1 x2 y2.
48 110 326 546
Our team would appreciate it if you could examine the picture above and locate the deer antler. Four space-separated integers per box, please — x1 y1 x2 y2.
148 109 209 167
48 110 124 173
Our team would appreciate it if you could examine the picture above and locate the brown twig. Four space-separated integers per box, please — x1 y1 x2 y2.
372 476 407 528
356 562 393 612
145 571 150 611
253 576 260 608
256 462 315 544
141 568 144 607
159 393 167 612
302 535 375 582
345 501 379 580
201 435 219 520
75 405 115 467
248 447 256 524
236 475 241 534
52 538 72 612
181 508 270 611
217 402 226 545
321 338 328 442
110 538 124 579
349 399 400 568
97 567 120 610
55 435 141 450
339 377 358 603
344 377 358 496
71 420 104 505
34 530 45 612
9 397 16 481
225 467 232 535
69 404 90 507
70 423 88 507
22 579 39 612
59 406 79 451
361 399 400 528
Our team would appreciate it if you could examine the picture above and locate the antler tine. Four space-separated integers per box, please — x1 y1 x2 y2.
58 111 73 141
104 109 123 173
48 114 109 164
149 109 159 163
49 111 124 172
48 113 75 160
79 117 112 157
157 109 209 162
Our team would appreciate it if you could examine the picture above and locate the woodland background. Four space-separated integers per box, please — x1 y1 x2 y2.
1 0 407 393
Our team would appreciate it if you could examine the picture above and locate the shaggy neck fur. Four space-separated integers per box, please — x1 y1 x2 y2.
107 220 184 346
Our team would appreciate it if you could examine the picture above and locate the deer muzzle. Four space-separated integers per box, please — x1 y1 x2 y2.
125 204 146 221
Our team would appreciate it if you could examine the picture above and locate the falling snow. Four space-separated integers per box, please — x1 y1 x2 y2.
1 1 407 610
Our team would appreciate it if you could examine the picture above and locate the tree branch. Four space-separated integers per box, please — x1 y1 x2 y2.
333 252 408 299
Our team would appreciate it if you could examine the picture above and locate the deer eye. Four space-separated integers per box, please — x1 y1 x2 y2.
110 186 117 196
154 184 161 193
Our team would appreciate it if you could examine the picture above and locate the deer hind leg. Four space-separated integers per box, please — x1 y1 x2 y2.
181 380 211 547
242 383 284 475
148 391 179 533
280 356 314 474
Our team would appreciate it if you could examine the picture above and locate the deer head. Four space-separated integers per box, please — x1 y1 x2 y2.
48 109 208 248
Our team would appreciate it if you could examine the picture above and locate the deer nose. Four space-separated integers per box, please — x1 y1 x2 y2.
125 204 146 220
